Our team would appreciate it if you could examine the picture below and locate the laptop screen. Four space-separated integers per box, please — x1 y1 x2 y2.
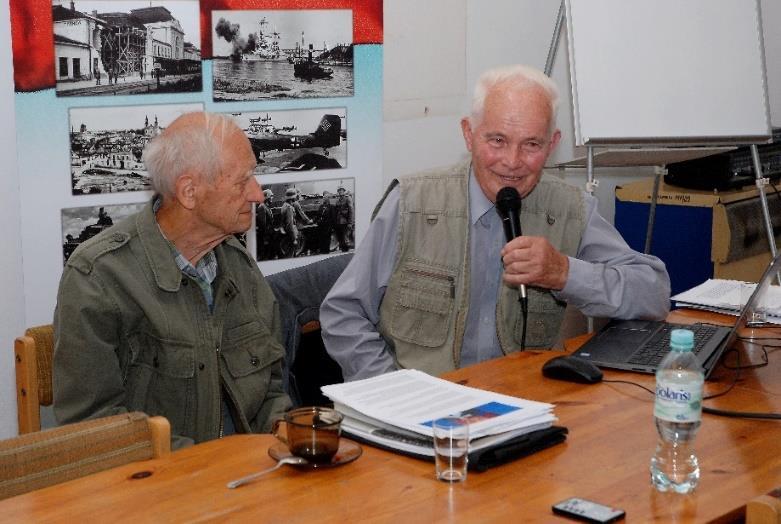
707 252 781 368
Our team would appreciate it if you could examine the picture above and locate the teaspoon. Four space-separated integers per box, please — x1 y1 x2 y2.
226 456 308 489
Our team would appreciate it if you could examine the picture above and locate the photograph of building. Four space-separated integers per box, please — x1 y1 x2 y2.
68 102 203 194
52 0 202 96
227 108 347 174
212 9 353 101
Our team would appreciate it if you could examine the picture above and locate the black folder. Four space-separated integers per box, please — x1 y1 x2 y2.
345 425 568 472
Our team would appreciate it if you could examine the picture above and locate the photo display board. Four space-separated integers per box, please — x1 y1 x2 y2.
9 0 383 323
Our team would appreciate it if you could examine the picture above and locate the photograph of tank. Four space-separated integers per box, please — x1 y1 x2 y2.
226 109 347 174
212 9 353 101
52 0 202 97
68 102 203 195
61 202 145 264
256 178 355 261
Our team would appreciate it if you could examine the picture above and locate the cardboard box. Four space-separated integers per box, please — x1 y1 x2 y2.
615 177 780 295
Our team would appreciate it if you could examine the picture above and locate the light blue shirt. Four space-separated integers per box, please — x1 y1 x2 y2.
321 168 670 381
462 173 504 366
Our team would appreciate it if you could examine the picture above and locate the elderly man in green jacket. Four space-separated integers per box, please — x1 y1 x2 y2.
53 112 291 449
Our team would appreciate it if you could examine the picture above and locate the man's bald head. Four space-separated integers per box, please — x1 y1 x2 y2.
143 112 252 199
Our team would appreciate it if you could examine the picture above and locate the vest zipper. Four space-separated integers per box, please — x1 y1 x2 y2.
407 269 456 298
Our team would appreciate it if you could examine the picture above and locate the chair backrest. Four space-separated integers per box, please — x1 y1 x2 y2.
0 411 170 500
14 325 54 434
747 491 781 524
266 254 352 406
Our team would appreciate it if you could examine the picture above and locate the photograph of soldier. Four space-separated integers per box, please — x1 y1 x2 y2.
256 188 275 260
68 103 203 195
226 109 347 174
279 187 314 257
255 178 355 261
333 185 354 252
316 190 335 254
61 202 145 264
52 0 202 97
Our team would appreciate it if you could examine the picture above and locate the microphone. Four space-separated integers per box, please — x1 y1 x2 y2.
495 187 527 310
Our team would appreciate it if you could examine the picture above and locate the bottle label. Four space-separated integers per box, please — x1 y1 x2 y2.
654 380 703 423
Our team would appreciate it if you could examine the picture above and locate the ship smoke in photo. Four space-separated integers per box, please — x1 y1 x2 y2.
211 9 354 101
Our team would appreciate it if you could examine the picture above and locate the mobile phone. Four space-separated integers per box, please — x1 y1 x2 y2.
552 497 625 523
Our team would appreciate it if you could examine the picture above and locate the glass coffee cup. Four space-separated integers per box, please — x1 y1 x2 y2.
273 407 343 464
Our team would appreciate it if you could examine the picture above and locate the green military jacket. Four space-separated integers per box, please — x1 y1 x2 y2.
53 201 291 449
376 161 585 376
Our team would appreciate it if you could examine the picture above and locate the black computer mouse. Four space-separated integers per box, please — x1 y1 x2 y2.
542 355 603 384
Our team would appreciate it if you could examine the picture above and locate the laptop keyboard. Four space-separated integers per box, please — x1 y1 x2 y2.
626 323 720 368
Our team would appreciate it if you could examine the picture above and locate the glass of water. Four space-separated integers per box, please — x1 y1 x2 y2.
432 416 469 482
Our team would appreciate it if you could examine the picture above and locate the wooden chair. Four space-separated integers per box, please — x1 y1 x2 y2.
14 325 54 434
747 490 781 524
0 412 170 500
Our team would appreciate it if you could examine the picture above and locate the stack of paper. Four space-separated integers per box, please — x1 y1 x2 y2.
321 369 556 456
671 279 781 324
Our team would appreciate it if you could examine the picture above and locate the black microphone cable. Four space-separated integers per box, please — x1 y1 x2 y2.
496 187 528 350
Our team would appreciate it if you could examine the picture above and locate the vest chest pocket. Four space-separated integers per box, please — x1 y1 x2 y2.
390 267 456 348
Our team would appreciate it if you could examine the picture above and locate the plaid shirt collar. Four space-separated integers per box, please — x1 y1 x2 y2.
153 196 218 310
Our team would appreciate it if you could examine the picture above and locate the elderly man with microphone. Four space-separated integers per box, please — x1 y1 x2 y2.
321 64 670 381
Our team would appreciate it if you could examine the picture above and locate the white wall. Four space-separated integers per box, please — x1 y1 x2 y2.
384 0 781 223
0 0 25 438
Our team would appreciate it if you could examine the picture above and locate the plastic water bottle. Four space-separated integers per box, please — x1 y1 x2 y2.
650 329 704 493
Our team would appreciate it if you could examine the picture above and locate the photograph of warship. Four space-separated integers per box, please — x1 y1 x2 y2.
212 9 353 100
240 17 285 62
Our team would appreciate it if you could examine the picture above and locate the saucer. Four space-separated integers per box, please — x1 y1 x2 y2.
268 439 362 469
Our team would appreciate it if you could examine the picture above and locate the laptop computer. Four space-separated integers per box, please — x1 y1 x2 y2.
572 253 781 379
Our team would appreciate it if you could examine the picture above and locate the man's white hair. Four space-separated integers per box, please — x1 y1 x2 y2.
142 112 242 198
469 64 560 134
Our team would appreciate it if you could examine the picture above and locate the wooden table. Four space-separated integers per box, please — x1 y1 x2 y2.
2 310 780 522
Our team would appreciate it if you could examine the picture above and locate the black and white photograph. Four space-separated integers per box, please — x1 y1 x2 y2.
212 9 354 101
227 109 347 174
69 102 202 195
52 0 202 97
256 178 355 261
61 202 145 263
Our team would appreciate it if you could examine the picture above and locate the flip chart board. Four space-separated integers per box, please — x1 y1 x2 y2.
565 0 772 146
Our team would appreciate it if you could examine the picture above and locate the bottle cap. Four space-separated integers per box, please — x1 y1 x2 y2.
670 329 695 351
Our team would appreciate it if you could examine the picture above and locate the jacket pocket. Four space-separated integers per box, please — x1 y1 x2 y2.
221 325 284 422
125 332 195 432
389 264 456 348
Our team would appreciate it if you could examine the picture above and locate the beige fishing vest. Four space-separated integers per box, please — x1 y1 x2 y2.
376 160 585 376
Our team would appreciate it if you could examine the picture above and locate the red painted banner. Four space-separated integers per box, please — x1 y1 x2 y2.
11 0 382 92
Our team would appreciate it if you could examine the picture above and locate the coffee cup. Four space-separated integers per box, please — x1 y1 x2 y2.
273 406 343 464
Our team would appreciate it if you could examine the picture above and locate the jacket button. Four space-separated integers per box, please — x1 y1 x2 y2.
250 356 259 367
181 278 188 286
198 362 205 370
153 356 159 368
